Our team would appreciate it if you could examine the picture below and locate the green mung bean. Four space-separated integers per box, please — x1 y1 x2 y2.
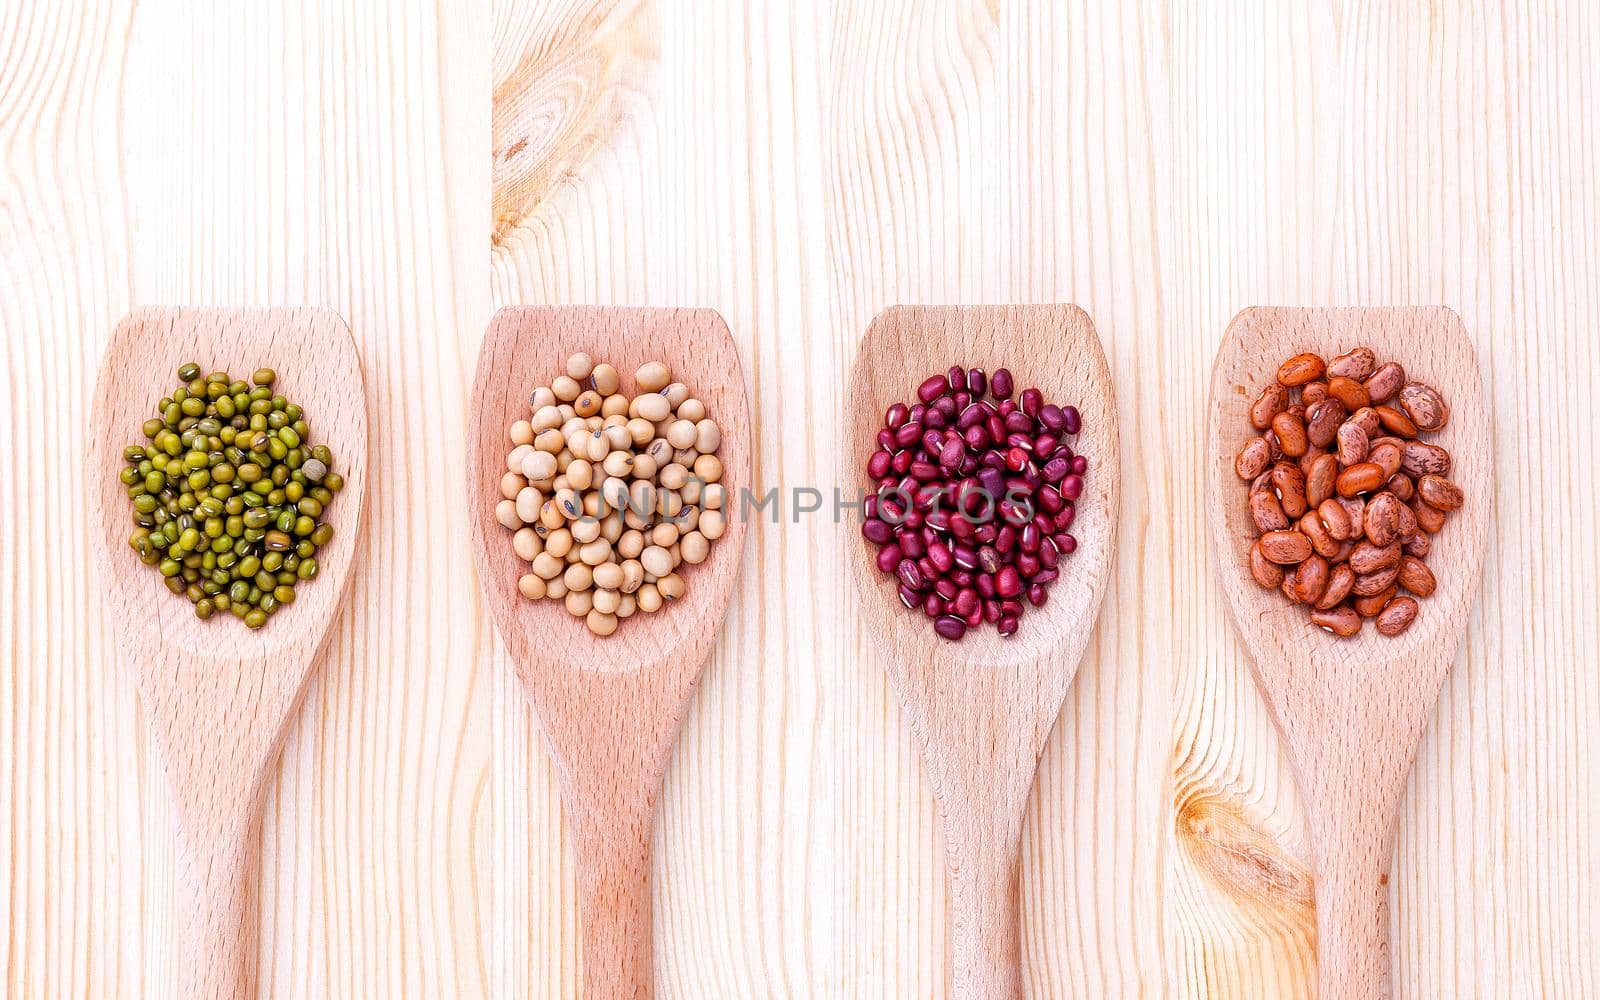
118 362 343 627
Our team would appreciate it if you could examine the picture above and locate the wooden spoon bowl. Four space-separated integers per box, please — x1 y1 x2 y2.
845 304 1119 998
466 306 750 999
1206 306 1491 998
88 306 368 999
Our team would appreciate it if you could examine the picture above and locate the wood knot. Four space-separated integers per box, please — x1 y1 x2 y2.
492 0 659 245
1174 789 1315 932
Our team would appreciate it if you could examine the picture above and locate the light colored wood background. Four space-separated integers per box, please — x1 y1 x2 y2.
3 0 1597 997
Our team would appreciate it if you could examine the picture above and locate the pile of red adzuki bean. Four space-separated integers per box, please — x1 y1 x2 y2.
861 366 1088 641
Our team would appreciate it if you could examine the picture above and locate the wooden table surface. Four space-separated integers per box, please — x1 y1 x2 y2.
4 1 1597 997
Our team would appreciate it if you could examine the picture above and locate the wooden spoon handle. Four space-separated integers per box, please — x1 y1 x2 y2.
941 810 1025 1000
569 797 657 999
175 821 259 999
541 669 684 1000
1307 786 1402 999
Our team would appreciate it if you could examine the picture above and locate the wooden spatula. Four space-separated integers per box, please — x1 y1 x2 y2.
466 306 750 999
845 304 1120 998
87 306 368 999
1206 306 1491 998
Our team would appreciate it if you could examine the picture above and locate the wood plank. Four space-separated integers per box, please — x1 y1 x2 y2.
1 0 1596 996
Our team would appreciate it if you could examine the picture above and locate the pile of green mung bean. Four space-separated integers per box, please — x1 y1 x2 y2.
122 362 343 629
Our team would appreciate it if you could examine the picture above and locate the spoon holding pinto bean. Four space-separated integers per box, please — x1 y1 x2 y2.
1207 306 1491 999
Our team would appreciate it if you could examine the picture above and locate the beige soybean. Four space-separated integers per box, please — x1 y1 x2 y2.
496 349 730 634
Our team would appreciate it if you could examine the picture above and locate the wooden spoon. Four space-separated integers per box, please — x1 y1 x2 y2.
466 306 750 999
845 304 1120 999
87 306 368 999
1206 306 1491 998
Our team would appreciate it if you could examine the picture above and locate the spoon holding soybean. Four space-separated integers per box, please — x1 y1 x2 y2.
846 304 1120 999
1206 307 1491 998
466 306 750 999
88 306 368 999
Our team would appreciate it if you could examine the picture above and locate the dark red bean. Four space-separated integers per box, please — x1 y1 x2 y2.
897 560 924 591
1040 539 1059 569
918 375 948 403
866 367 1088 641
990 368 1014 399
978 546 1001 575
995 524 1017 553
953 588 979 617
976 467 1005 498
939 438 964 469
898 532 924 560
1020 522 1040 552
998 498 1030 524
933 615 967 640
877 545 903 573
997 615 1019 637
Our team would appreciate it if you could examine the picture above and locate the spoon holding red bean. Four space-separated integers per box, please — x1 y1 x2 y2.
847 304 1119 998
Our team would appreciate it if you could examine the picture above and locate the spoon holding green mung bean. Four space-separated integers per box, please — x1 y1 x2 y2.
89 306 367 1000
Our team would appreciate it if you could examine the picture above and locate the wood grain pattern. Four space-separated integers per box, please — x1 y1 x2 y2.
1207 307 1492 999
466 306 749 999
87 307 369 999
3 1 1599 997
846 305 1120 999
